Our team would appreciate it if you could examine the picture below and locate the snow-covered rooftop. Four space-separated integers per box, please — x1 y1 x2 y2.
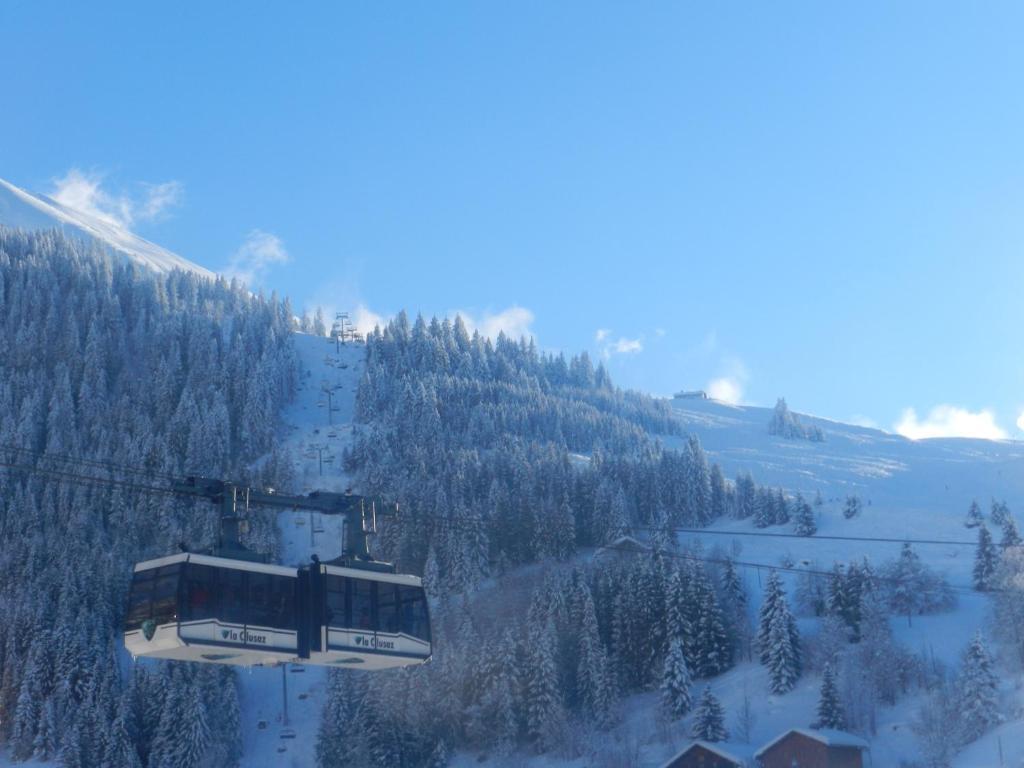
754 727 869 756
659 740 751 766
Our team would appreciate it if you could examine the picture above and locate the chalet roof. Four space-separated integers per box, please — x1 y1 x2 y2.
659 740 749 767
754 728 869 757
591 535 649 561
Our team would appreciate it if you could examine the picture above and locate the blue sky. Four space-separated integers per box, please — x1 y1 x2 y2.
3 2 1023 437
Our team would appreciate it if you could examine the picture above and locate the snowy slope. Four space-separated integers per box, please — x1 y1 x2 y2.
445 399 1024 768
236 333 365 768
664 399 1024 587
0 177 215 278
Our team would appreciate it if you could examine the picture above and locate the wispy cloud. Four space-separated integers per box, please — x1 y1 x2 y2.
223 230 290 288
352 304 386 336
48 168 182 229
455 306 536 341
595 329 644 359
609 337 643 355
1016 410 1024 433
894 405 1008 440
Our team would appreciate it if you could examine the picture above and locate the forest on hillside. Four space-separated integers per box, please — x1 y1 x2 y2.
1 232 1022 768
0 230 296 767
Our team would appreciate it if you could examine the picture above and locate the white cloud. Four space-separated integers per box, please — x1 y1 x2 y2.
894 405 1008 440
1017 410 1024 432
704 356 749 404
706 377 744 404
610 337 643 355
223 230 290 287
455 306 536 341
49 168 182 228
595 328 644 359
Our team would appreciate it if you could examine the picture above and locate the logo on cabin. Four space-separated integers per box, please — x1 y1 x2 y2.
353 635 395 650
217 629 268 644
142 620 156 641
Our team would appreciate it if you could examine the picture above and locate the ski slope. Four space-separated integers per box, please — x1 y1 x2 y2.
236 332 366 768
0 177 215 279
664 398 1024 587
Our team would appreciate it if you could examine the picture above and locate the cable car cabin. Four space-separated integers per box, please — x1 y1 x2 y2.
124 554 432 669
306 563 431 670
124 553 299 667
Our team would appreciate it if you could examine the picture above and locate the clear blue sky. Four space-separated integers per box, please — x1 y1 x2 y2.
3 2 1023 437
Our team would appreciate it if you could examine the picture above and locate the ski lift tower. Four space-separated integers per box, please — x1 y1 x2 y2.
330 312 357 352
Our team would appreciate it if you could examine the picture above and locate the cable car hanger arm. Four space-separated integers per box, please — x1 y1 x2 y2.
172 477 398 565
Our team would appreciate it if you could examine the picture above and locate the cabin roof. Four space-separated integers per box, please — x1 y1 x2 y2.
659 740 750 767
754 728 869 757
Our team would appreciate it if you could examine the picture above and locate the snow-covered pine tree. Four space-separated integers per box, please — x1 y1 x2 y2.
734 473 756 519
813 662 845 729
973 525 999 591
695 589 731 677
956 632 999 743
523 618 563 752
753 487 774 529
690 686 728 742
576 583 614 726
766 608 801 694
757 570 798 667
709 464 728 520
990 499 1010 527
794 493 817 536
999 514 1022 549
843 495 862 520
965 500 984 528
173 681 211 768
660 636 693 720
773 488 790 525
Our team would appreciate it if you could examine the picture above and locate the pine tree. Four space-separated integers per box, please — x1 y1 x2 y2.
173 678 211 768
813 662 845 729
773 488 790 525
660 636 693 720
794 493 817 536
758 571 797 667
965 500 984 528
766 608 801 695
709 464 727 520
695 590 731 677
690 686 728 742
753 487 774 529
576 585 614 726
1000 514 1022 549
843 495 862 519
957 632 999 743
524 618 563 752
973 525 999 591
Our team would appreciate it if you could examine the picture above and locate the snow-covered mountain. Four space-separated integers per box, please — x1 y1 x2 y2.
0 177 215 278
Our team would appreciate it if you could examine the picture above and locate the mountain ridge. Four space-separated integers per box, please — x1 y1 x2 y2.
0 176 215 279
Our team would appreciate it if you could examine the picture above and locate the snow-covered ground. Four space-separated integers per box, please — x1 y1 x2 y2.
235 332 366 768
665 398 1024 589
0 177 215 278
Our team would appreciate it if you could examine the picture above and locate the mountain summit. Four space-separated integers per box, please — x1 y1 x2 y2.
0 176 214 278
